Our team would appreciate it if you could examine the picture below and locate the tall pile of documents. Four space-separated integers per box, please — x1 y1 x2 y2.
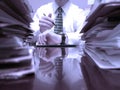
0 0 34 79
81 2 120 90
81 2 120 69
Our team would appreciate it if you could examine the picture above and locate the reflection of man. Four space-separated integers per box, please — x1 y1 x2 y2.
34 47 66 77
33 47 67 87
33 47 87 90
30 0 86 45
36 47 62 61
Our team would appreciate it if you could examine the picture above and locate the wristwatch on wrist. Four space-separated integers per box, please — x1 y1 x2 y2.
60 33 67 45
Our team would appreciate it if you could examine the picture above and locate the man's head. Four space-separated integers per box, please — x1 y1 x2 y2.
55 0 69 7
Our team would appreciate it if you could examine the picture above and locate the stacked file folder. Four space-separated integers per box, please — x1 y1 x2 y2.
81 2 120 69
81 2 120 90
0 0 34 79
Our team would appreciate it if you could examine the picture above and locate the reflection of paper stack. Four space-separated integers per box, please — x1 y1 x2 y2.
0 73 34 90
84 46 120 69
82 2 120 69
0 0 34 79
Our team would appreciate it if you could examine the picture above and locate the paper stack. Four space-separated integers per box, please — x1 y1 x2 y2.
0 0 34 79
81 2 120 69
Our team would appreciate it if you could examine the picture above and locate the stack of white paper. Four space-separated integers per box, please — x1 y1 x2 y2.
0 0 34 79
81 2 120 69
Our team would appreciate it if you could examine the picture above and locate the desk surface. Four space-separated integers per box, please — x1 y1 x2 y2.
0 46 87 90
0 46 120 90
